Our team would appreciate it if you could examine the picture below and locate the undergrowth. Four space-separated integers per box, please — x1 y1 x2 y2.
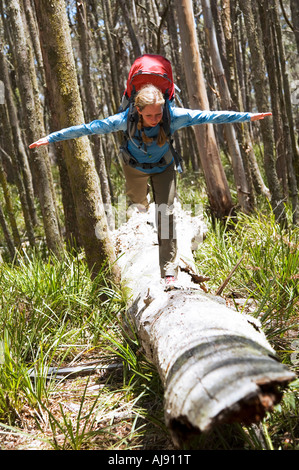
0 170 298 450
192 207 299 449
0 248 172 450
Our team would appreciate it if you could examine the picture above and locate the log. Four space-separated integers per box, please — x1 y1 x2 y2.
113 202 295 447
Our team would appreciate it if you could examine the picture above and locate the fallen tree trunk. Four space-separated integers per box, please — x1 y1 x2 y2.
113 203 295 447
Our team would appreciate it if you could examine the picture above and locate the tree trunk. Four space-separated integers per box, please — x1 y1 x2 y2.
22 0 45 86
101 0 121 112
0 104 36 248
218 0 238 106
258 0 298 224
0 157 21 247
220 0 270 202
175 0 234 219
118 0 142 59
166 6 200 171
239 0 286 224
0 35 37 244
33 0 120 282
272 0 299 223
258 0 288 198
0 202 16 260
290 0 299 55
202 0 252 213
115 203 295 448
76 1 113 225
6 0 63 256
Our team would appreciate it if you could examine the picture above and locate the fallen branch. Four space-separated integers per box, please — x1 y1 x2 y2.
114 202 295 447
179 258 210 292
29 361 122 381
215 255 244 296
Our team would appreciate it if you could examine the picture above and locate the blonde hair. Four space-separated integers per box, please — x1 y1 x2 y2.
135 84 167 147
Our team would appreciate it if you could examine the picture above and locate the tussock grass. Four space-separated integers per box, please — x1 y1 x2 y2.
194 209 299 343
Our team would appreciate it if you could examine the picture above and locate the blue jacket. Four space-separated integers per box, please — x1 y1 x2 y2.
47 102 253 174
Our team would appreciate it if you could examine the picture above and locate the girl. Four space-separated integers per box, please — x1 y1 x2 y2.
30 84 271 284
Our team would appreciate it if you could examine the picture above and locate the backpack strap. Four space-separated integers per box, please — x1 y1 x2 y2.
122 95 184 173
161 98 184 173
119 145 170 170
168 139 183 174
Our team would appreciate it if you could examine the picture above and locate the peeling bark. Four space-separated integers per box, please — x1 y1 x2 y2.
115 203 295 447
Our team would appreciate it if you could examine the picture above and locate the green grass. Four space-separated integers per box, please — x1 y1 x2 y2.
194 208 299 344
0 248 172 450
0 168 298 450
190 207 299 450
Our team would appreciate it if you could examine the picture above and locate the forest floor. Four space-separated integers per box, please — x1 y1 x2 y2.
0 338 176 450
0 195 298 451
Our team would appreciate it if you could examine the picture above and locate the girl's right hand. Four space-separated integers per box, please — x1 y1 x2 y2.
250 112 272 121
29 136 49 149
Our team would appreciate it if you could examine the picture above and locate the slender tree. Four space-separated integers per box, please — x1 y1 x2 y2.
224 1 271 201
290 0 299 55
258 0 288 198
5 0 63 255
0 156 21 247
0 33 37 245
272 0 299 223
239 0 286 224
101 0 121 112
118 0 142 58
33 0 120 282
0 202 16 260
175 0 234 219
76 1 113 225
258 0 298 223
202 0 252 213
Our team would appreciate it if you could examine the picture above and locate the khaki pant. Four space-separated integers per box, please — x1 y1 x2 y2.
122 162 177 278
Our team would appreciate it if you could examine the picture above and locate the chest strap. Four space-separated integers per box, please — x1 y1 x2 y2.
119 146 172 169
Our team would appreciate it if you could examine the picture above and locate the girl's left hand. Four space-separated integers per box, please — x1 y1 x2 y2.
251 112 272 121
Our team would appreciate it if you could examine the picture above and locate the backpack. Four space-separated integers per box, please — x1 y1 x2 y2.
119 54 183 173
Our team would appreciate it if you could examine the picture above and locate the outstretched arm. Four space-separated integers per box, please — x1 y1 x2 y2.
170 107 272 132
250 112 272 121
29 136 49 149
29 111 128 149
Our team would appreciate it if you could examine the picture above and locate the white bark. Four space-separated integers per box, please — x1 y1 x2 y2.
114 203 295 446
